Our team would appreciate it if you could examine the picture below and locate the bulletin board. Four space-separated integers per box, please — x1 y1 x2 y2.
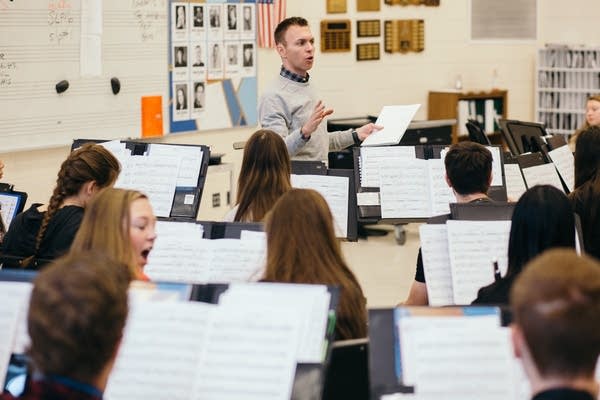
169 1 257 133
0 0 258 154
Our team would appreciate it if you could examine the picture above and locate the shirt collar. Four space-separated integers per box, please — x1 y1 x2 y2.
44 374 104 398
280 66 310 83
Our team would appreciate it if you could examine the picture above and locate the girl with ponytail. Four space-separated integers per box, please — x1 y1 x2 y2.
2 144 120 268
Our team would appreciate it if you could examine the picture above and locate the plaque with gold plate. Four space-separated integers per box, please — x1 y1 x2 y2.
356 43 380 61
384 19 424 53
357 20 380 37
320 20 351 53
327 0 347 13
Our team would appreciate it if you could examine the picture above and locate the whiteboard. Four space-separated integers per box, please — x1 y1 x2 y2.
0 0 257 153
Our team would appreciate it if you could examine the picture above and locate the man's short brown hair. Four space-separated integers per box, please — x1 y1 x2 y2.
444 142 493 195
510 248 600 378
28 251 131 382
274 16 308 45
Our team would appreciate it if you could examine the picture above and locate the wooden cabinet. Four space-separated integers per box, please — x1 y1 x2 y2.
428 90 508 143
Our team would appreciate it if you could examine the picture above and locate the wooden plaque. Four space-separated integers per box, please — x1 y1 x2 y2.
357 20 381 37
320 20 351 52
384 19 424 53
356 43 380 61
384 0 439 5
327 0 347 13
357 0 381 12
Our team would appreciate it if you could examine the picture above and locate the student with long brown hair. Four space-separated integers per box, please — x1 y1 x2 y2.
568 94 600 151
2 143 120 268
262 188 367 340
569 125 600 260
70 188 157 280
225 129 292 222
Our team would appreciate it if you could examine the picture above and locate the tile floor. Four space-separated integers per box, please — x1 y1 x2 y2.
341 223 420 308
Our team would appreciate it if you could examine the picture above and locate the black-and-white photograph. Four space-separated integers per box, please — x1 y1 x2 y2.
193 5 204 28
227 4 238 31
193 82 205 109
175 4 186 30
174 46 187 67
210 42 222 70
242 5 252 31
192 44 205 67
227 44 238 66
242 43 254 67
209 5 221 28
175 84 188 110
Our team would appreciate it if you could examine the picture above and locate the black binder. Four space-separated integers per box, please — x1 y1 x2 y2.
0 185 28 239
196 220 264 239
72 139 210 219
292 164 359 241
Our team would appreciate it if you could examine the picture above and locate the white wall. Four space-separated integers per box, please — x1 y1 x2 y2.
2 0 599 209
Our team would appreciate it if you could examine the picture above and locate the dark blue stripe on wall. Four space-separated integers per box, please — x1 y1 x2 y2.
222 79 246 126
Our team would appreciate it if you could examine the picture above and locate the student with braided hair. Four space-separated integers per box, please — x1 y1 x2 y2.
1 144 120 268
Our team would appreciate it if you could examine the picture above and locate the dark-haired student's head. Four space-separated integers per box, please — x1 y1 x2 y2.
507 185 575 278
274 16 309 45
234 129 291 222
574 125 600 189
28 251 131 388
444 142 492 196
264 189 367 340
33 144 120 258
510 249 600 385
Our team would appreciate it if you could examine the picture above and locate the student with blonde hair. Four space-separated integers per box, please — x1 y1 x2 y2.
0 251 131 399
2 144 120 268
70 188 157 280
568 94 600 151
262 188 367 340
225 129 291 222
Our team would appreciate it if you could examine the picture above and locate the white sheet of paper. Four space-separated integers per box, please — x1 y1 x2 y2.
446 220 511 305
0 282 33 388
105 301 214 400
192 306 299 400
291 174 349 238
419 224 453 306
221 283 330 363
359 146 417 188
548 145 574 192
145 222 265 283
150 144 204 187
0 194 21 228
488 146 503 187
427 159 454 216
356 191 380 206
379 159 431 218
361 104 421 147
521 163 564 192
398 313 515 400
504 164 527 201
115 154 180 217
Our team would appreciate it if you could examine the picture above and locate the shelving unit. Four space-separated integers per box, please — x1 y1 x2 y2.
428 90 507 144
536 45 600 137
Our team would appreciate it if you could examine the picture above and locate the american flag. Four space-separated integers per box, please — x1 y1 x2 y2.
257 0 286 48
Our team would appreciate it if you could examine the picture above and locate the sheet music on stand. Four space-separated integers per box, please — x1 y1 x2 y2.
144 220 266 284
291 162 358 241
369 306 528 400
105 282 338 400
517 152 564 192
547 143 575 192
418 203 514 306
353 145 507 223
72 139 210 219
0 185 27 243
503 154 527 201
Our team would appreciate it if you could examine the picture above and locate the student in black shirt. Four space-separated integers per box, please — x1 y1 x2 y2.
404 142 493 305
473 185 576 305
2 144 120 268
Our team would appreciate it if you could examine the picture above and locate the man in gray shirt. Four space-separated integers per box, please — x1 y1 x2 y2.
258 17 381 162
